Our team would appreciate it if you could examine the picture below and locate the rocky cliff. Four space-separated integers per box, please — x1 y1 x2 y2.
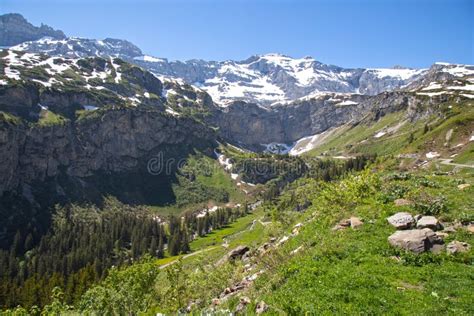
0 13 66 46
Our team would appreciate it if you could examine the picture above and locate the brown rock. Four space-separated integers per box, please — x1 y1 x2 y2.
256 301 269 314
235 296 251 313
350 217 364 229
394 198 413 206
446 241 471 254
466 224 474 234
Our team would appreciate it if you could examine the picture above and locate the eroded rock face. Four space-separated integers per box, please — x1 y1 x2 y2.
388 228 443 253
387 212 415 230
209 91 427 148
0 109 217 199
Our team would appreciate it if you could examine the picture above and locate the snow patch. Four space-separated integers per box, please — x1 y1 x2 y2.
134 55 166 63
83 105 98 111
165 108 180 116
421 82 443 91
368 68 425 80
426 152 440 159
374 131 386 138
336 100 358 106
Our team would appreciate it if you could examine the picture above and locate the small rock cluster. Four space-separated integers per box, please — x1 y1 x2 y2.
387 212 471 254
210 222 306 313
332 216 364 231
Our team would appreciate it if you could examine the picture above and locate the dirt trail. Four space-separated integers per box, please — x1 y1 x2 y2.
159 246 220 270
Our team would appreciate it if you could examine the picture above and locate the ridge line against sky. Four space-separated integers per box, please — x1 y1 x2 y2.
1 0 473 68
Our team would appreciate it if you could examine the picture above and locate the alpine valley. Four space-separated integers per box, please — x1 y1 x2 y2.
0 13 473 315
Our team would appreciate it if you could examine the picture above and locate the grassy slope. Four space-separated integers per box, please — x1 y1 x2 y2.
25 157 472 315
239 165 474 314
148 154 246 216
305 100 474 159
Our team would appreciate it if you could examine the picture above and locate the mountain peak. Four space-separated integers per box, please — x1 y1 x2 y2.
0 13 66 46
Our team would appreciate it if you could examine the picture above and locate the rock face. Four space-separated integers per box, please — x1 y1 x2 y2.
388 229 443 253
0 109 217 199
387 212 415 229
0 13 66 46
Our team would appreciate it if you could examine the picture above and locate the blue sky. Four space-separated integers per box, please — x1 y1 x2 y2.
1 0 472 68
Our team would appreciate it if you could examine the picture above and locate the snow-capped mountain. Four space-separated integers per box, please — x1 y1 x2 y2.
4 14 473 108
10 36 427 105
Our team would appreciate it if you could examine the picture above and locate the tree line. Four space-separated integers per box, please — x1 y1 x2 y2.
0 197 247 309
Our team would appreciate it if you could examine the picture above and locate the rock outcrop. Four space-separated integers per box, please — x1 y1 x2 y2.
0 109 217 200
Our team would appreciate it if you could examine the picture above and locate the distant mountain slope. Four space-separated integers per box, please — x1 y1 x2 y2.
0 13 66 46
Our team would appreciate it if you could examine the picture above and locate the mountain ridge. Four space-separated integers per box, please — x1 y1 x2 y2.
0 13 437 106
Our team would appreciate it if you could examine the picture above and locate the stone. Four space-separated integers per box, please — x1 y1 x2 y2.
332 224 346 231
430 244 445 254
212 298 220 306
338 218 351 227
235 296 251 313
388 228 443 253
332 218 352 231
350 217 364 229
256 301 269 314
457 183 471 190
466 224 474 234
435 232 449 239
442 225 457 233
446 241 471 254
387 212 415 229
394 198 413 206
416 216 441 230
228 245 250 260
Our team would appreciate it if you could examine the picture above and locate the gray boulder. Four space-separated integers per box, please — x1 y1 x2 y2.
416 216 441 230
387 212 415 229
388 228 442 253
